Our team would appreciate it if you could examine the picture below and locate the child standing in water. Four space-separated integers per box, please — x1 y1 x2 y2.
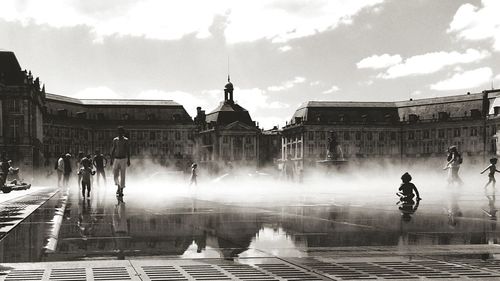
481 158 500 193
190 163 198 186
397 172 422 202
78 166 96 198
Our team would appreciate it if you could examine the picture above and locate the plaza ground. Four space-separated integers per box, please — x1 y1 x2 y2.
2 172 500 280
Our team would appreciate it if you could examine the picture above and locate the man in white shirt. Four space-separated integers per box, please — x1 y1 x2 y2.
111 126 130 196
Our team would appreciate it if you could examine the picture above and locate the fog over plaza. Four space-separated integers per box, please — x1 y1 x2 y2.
2 0 500 129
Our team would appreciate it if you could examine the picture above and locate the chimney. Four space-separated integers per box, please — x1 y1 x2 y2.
483 90 490 117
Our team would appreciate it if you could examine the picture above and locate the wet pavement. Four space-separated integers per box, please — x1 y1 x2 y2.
2 177 500 279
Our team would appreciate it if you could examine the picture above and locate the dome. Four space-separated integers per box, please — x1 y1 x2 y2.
224 75 233 90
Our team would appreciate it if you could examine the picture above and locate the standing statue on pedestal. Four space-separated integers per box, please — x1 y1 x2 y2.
326 132 344 161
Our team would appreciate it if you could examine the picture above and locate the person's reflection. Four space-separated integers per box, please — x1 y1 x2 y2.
78 198 94 240
112 196 129 260
447 192 462 227
398 197 420 223
485 194 497 232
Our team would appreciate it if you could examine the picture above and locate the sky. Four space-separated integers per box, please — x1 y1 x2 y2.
1 0 500 129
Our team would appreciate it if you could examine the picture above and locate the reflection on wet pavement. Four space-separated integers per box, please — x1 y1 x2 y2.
1 181 500 263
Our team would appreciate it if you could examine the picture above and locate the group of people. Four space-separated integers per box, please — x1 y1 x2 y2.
55 151 107 197
56 126 130 198
397 145 500 221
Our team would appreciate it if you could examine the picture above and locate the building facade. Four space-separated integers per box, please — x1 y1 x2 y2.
43 94 196 170
0 51 45 174
0 51 196 176
282 90 500 173
194 77 261 173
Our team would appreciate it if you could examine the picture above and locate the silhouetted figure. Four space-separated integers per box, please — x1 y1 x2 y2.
397 173 421 222
190 163 198 186
0 152 11 178
63 153 72 187
56 154 64 187
93 150 107 186
444 146 463 187
481 158 500 194
76 151 85 189
111 126 130 196
397 172 421 202
0 152 10 191
78 166 95 198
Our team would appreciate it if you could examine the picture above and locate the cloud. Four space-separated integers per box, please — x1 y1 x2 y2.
279 45 292 52
234 88 289 112
448 0 500 51
73 86 123 99
309 81 321 86
0 0 384 43
430 67 493 91
322 85 340 94
256 116 287 130
267 76 306 91
379 49 490 79
356 54 402 69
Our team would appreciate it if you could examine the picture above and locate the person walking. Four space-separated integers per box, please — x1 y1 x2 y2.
93 150 107 186
56 154 65 187
63 153 72 187
111 127 130 196
78 165 95 198
444 146 463 187
189 163 198 186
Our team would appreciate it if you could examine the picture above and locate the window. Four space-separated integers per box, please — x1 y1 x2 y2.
150 131 156 141
223 136 229 144
423 130 430 139
408 131 414 140
245 136 252 144
308 132 314 140
390 132 396 141
470 127 478 137
453 128 461 137
8 99 21 113
378 132 385 141
344 131 350 141
355 131 361 141
438 129 445 138
319 131 325 140
175 131 181 140
367 132 373 141
9 119 21 139
308 144 314 155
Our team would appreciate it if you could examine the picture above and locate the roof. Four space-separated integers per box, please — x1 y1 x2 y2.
298 101 395 109
290 91 500 125
0 51 24 86
205 101 255 126
46 93 181 107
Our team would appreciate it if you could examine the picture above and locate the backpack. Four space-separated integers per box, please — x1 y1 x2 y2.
54 159 59 170
457 153 463 164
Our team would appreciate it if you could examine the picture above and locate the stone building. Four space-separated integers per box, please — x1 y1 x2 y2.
282 90 500 172
43 93 195 169
0 51 45 174
0 51 195 176
194 77 260 173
